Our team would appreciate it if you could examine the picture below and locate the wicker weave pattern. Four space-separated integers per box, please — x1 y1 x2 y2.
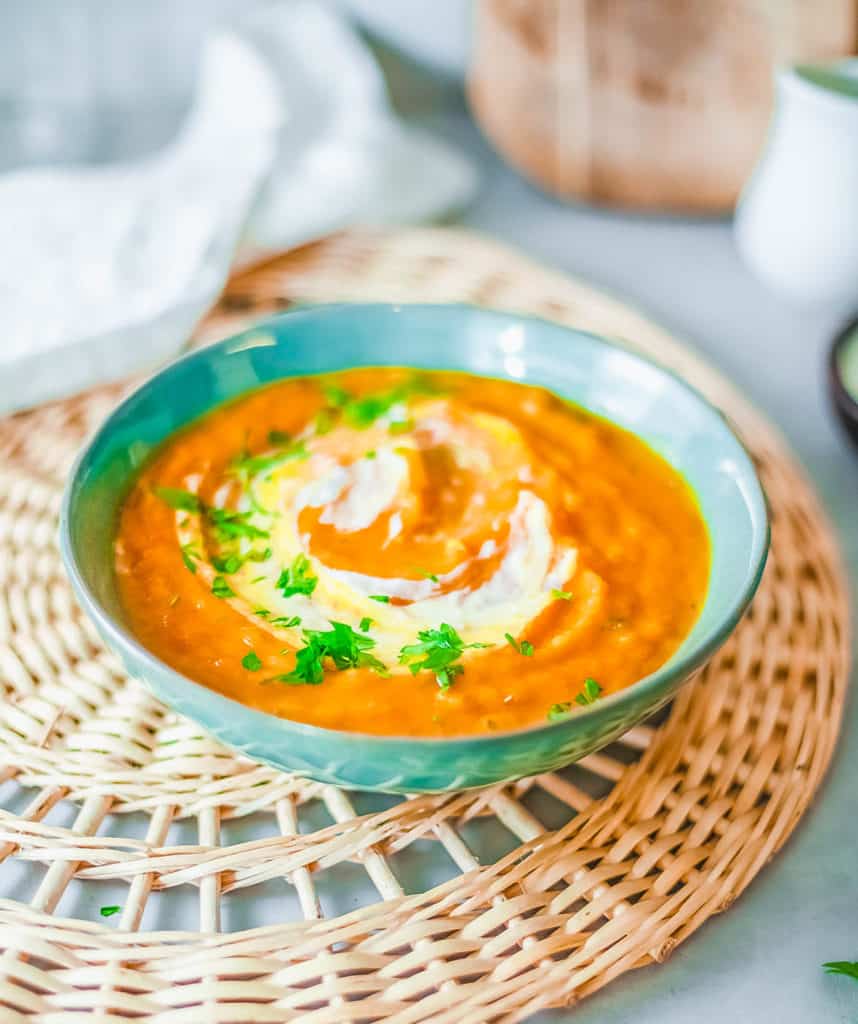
0 228 849 1022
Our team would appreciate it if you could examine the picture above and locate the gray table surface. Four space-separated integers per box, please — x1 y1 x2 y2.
2 57 856 1024
426 102 858 1024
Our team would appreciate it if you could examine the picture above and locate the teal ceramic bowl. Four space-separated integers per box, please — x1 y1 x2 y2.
60 304 769 792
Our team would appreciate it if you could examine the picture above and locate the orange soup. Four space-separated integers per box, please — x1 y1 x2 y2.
115 368 709 736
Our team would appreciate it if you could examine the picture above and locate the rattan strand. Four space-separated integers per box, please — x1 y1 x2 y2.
0 227 849 1023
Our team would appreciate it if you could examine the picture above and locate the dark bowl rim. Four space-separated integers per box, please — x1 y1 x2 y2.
829 316 858 425
59 302 771 751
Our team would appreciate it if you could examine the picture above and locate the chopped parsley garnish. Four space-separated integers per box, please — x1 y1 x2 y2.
208 506 270 542
99 905 121 918
388 418 414 435
251 575 266 584
211 576 235 599
268 429 291 445
271 615 302 628
398 623 491 690
576 678 603 705
505 633 534 656
359 617 373 632
323 384 351 408
275 621 387 685
211 545 270 576
364 449 377 460
212 553 243 575
277 554 318 598
247 487 272 517
254 608 270 618
180 543 199 574
823 961 858 982
241 651 262 671
421 570 440 583
314 408 335 435
369 594 391 603
547 678 603 720
153 486 201 513
318 375 440 431
551 589 572 601
229 440 309 480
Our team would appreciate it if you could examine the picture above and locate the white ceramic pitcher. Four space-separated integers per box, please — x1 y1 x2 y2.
735 60 858 309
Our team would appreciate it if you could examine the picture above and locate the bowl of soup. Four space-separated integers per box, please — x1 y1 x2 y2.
60 304 769 792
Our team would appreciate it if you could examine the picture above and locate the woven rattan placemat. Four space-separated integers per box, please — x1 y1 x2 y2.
0 227 850 1022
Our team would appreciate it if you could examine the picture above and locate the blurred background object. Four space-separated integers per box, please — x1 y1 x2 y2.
830 317 858 450
336 0 471 78
0 0 239 171
735 60 858 309
468 0 858 212
0 0 477 414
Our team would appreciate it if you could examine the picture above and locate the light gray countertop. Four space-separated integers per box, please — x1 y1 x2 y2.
431 102 858 1024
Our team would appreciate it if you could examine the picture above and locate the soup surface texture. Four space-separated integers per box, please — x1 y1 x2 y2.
115 368 709 736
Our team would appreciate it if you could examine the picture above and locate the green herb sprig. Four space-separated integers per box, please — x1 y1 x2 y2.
399 623 491 690
505 633 534 657
823 961 858 982
277 554 318 598
319 374 440 431
547 678 603 720
273 621 387 685
153 487 201 513
211 576 235 600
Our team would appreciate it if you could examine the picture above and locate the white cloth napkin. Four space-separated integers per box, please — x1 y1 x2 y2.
0 1 478 414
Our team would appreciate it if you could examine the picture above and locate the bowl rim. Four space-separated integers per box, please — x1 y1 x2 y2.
60 302 771 750
830 316 858 423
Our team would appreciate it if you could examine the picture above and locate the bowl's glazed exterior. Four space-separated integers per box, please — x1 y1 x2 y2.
60 304 769 792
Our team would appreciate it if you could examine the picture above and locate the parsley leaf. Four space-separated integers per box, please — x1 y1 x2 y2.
211 576 235 599
99 905 121 918
505 633 534 656
207 507 270 542
278 621 388 685
319 374 440 431
314 408 335 435
551 589 572 601
271 615 302 628
823 962 858 982
229 440 309 480
268 429 291 445
212 553 243 575
547 678 603 720
241 651 262 671
323 384 351 408
576 678 603 705
277 554 318 598
153 486 201 513
369 594 391 603
398 623 491 690
359 617 373 632
180 543 199 574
